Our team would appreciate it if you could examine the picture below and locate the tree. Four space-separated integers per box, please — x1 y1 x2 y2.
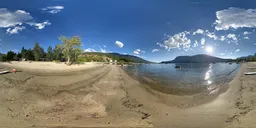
59 36 82 64
21 46 27 58
72 47 82 62
33 43 44 61
0 53 7 62
46 46 54 61
6 51 16 61
53 44 63 61
25 49 34 61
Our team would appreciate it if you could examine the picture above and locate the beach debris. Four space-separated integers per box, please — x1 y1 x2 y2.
177 104 189 108
141 112 150 119
138 104 143 107
12 69 17 73
244 72 256 75
0 70 9 74
175 65 181 68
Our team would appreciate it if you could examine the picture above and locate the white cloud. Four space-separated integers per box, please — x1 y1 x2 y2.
100 48 107 53
133 49 142 54
6 26 25 34
193 29 204 35
193 40 199 47
220 36 226 41
220 53 225 56
205 31 218 40
244 36 249 40
254 43 256 45
115 40 124 48
152 49 159 53
215 7 256 30
157 31 191 51
27 21 51 29
200 38 205 45
235 49 240 52
227 33 238 42
0 8 33 28
103 45 106 48
243 31 251 35
84 48 96 52
41 6 64 14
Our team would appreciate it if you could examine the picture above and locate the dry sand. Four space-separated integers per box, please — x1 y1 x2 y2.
0 61 255 128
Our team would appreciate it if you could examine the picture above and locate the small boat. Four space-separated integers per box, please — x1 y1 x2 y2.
0 70 9 74
175 65 182 68
244 72 256 75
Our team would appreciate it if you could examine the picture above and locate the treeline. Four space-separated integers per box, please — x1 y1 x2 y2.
236 53 256 62
0 36 82 64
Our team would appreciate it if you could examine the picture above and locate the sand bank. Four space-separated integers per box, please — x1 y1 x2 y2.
0 62 255 128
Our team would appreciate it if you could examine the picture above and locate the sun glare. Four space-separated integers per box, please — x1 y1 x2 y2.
205 46 213 53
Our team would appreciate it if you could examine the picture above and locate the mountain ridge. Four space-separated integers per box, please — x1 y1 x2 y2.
161 54 233 63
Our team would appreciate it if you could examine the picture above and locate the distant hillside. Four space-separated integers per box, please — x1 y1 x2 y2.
82 52 151 63
161 54 233 63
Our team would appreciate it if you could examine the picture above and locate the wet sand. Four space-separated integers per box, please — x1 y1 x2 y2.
0 61 255 128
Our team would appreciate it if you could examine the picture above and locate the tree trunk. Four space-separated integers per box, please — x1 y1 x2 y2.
67 56 70 64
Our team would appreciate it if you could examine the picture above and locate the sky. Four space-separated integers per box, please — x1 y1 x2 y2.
0 0 255 62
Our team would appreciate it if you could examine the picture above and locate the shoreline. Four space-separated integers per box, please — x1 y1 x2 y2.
0 61 255 127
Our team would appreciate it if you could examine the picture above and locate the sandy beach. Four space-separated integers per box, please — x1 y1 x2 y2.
0 61 255 128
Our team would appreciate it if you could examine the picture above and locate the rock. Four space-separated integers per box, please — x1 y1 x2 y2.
175 65 181 68
138 104 143 107
141 112 150 119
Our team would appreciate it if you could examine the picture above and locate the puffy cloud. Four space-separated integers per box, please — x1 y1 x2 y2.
133 49 145 54
244 36 249 40
193 29 204 35
235 49 240 52
133 49 140 54
215 7 256 30
41 6 64 14
27 21 51 29
157 31 191 51
115 40 124 48
84 48 107 53
100 48 107 53
220 53 225 56
6 26 25 34
243 31 251 35
220 36 226 41
193 40 198 47
103 45 106 48
200 38 205 45
152 49 159 53
227 34 238 41
84 48 96 52
205 30 218 40
0 8 33 28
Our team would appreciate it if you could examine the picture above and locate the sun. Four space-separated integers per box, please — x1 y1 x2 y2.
205 46 213 53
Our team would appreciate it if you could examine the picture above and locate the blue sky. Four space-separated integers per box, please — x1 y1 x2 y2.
0 0 255 62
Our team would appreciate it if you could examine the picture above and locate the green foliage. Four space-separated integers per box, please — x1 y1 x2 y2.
83 52 150 63
24 49 35 61
6 51 16 61
33 43 45 61
59 36 82 63
21 46 26 58
47 46 54 61
53 44 63 61
0 53 7 62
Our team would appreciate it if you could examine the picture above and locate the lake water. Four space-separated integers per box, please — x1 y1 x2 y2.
123 63 240 95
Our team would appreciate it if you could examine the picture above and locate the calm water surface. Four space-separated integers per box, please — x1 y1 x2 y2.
123 63 240 94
